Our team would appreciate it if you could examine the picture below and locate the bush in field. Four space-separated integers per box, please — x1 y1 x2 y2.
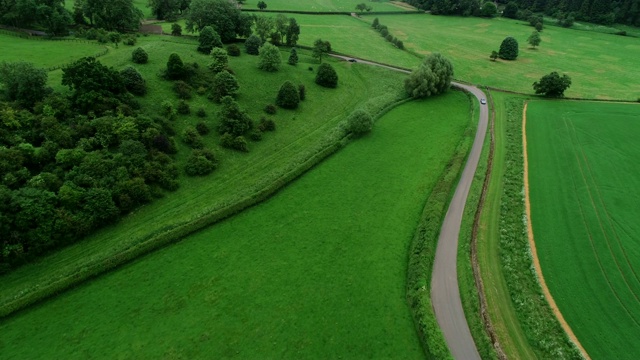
264 104 277 114
166 53 185 80
298 83 306 100
173 80 193 99
217 96 252 136
132 47 148 64
258 43 282 72
499 36 519 60
185 148 218 176
249 129 263 141
533 72 571 97
404 53 453 98
209 47 228 73
161 100 176 119
182 126 204 148
227 44 241 56
258 117 276 132
198 26 223 54
177 100 190 114
196 121 210 135
276 80 300 109
123 35 136 46
315 63 338 88
220 133 248 152
120 66 146 96
347 109 373 135
171 23 182 36
211 70 239 102
288 48 298 65
245 34 262 55
197 107 207 117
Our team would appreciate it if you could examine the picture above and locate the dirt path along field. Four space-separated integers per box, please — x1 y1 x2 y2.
522 102 591 360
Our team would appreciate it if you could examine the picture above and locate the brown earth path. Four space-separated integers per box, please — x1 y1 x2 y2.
522 102 591 360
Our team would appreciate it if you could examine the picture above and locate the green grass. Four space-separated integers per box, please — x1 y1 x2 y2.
0 91 471 359
476 92 538 359
0 33 107 69
456 94 496 359
0 35 408 314
241 0 409 12
526 100 640 359
350 14 640 100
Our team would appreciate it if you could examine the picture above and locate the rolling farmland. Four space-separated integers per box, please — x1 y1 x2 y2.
526 100 640 359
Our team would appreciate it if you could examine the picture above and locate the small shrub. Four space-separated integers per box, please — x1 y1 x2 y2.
196 121 210 135
166 53 185 80
249 129 263 141
220 133 248 152
347 109 373 136
196 86 207 95
258 117 276 132
276 80 300 109
123 36 136 46
308 66 314 71
264 104 277 114
298 84 306 100
386 34 393 42
182 126 204 148
196 107 207 117
173 80 193 99
120 66 146 96
185 148 218 176
244 34 262 55
161 100 176 119
132 47 148 64
171 23 182 36
227 44 241 56
177 100 190 114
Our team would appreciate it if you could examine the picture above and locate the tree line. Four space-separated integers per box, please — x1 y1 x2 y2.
404 0 640 26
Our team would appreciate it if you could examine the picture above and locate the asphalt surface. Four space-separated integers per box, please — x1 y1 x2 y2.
331 54 488 359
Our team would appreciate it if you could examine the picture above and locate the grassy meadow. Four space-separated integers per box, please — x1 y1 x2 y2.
241 0 411 12
526 101 640 359
0 91 472 359
0 35 409 313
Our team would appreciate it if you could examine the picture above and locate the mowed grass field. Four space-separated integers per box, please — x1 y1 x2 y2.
241 0 410 12
0 91 471 359
355 14 640 100
526 101 640 359
0 35 408 311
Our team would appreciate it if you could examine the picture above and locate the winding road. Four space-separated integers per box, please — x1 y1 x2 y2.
331 55 488 359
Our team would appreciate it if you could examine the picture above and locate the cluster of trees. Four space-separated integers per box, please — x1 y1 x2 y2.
404 0 640 26
0 58 179 272
148 0 191 21
355 3 373 12
371 18 404 49
253 14 300 46
405 53 454 98
186 0 252 42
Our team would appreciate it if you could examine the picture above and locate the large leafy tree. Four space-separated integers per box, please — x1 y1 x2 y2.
0 0 71 35
82 0 143 31
315 63 338 88
186 0 252 42
528 31 541 48
275 80 300 109
197 25 223 54
0 62 50 108
258 43 282 72
533 72 572 97
498 36 519 60
404 53 454 98
148 0 190 20
312 39 331 63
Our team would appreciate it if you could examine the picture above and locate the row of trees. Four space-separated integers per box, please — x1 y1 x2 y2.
404 0 640 26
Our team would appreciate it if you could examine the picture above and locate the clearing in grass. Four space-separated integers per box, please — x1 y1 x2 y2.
0 91 472 359
526 100 640 359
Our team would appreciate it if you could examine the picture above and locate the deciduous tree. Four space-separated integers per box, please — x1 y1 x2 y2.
258 43 282 72
0 62 49 108
186 0 252 42
276 80 300 109
404 53 454 98
533 72 572 97
197 25 223 54
498 36 519 60
528 31 541 48
315 63 338 88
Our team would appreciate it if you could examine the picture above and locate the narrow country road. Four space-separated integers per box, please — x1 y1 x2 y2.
331 54 488 359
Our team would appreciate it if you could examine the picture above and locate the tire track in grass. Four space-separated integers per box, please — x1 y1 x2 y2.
568 121 640 295
523 103 590 359
565 119 640 307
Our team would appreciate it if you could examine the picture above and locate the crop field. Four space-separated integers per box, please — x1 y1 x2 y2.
0 35 409 312
0 91 471 359
526 101 640 359
241 0 410 12
358 14 640 100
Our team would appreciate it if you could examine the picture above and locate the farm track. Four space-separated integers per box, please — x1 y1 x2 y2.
330 54 487 358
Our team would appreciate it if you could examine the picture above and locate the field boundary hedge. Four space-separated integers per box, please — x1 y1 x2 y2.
406 89 475 360
0 96 409 319
496 98 583 359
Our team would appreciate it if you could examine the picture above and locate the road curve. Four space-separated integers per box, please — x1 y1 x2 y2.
331 55 488 359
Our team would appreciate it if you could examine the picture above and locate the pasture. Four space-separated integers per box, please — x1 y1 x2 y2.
526 100 640 359
0 91 472 359
360 14 640 100
241 0 410 12
0 35 408 314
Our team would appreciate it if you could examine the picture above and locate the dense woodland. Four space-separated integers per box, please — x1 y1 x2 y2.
405 0 640 26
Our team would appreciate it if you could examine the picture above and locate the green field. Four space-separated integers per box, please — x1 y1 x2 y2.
0 91 471 359
0 35 408 312
356 14 640 100
242 0 410 12
527 101 640 359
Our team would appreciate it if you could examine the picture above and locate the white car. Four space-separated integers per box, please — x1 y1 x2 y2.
480 98 487 105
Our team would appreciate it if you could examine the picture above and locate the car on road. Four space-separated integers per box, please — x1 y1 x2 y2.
480 98 487 105
348 58 357 63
